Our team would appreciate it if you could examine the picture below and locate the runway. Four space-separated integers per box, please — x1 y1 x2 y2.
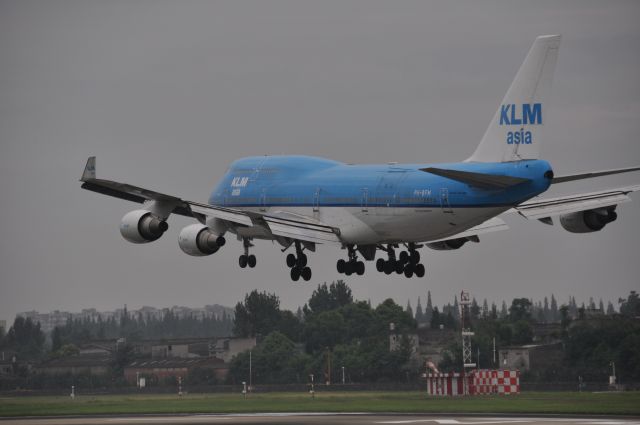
1 414 639 425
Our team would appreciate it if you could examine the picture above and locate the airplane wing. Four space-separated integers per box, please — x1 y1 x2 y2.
426 217 509 243
80 157 341 244
513 185 640 221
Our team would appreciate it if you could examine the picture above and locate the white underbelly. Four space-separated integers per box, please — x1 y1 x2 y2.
233 205 508 245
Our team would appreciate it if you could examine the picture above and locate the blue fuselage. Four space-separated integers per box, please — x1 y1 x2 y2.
210 155 552 210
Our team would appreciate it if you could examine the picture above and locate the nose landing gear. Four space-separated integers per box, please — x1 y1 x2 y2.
238 238 256 268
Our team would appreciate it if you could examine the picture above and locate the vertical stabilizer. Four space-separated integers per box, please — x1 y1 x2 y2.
467 35 561 163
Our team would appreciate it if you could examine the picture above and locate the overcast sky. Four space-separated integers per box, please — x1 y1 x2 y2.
1 0 639 323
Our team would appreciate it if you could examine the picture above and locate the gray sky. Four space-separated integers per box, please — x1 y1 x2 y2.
1 0 639 323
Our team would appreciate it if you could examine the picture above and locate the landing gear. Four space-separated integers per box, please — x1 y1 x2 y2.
238 238 256 269
376 243 425 278
336 245 365 276
287 241 311 281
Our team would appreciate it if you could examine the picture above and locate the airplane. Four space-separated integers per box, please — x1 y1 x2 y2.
80 35 640 282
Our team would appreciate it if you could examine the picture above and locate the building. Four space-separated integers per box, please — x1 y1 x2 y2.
36 353 112 376
124 357 229 385
499 342 563 371
211 337 256 362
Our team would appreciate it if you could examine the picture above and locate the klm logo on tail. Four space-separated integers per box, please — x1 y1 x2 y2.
499 103 542 145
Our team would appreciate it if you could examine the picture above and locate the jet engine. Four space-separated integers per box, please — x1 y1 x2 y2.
120 210 168 244
178 224 226 256
559 206 618 233
426 237 469 251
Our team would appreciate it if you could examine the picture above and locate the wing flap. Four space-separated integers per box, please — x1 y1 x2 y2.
263 213 342 245
426 217 509 243
515 185 640 219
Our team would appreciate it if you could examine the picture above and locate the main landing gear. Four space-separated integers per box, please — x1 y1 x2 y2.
238 238 256 269
336 245 365 276
286 241 312 282
375 243 425 278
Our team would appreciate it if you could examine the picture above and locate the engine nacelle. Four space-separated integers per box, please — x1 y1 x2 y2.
426 237 469 251
559 207 618 233
178 224 224 257
120 210 169 244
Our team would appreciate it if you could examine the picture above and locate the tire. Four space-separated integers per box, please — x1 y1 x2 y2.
345 262 354 276
399 251 409 264
247 254 256 268
301 267 312 281
239 255 247 268
383 261 394 275
337 259 346 274
395 261 404 274
410 250 420 265
356 261 365 276
297 253 308 268
290 267 301 281
415 263 425 278
216 236 226 247
376 258 385 272
286 253 297 268
404 265 414 278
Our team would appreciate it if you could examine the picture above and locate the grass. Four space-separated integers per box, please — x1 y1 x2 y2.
0 391 639 417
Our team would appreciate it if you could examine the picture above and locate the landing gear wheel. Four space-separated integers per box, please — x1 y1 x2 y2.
395 261 404 274
337 259 346 274
297 253 308 268
290 267 301 281
239 255 248 268
356 261 365 276
286 253 297 268
376 258 385 272
301 267 312 281
247 254 256 268
216 236 226 247
383 261 394 275
399 251 409 264
415 263 425 278
345 262 354 276
404 265 414 278
410 250 420 265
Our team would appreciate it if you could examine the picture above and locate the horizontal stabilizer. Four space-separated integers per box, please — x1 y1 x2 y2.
552 165 640 184
420 167 531 189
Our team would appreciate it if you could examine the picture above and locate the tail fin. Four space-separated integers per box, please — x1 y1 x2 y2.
467 35 561 163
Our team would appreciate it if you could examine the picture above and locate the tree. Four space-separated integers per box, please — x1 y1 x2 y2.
425 291 434 323
511 320 533 345
509 298 532 322
550 294 558 322
619 291 640 317
51 327 63 352
415 297 425 323
606 301 616 315
430 307 441 329
306 281 353 316
405 299 413 320
4 317 45 360
543 297 550 322
375 299 416 333
233 290 281 337
500 301 508 319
